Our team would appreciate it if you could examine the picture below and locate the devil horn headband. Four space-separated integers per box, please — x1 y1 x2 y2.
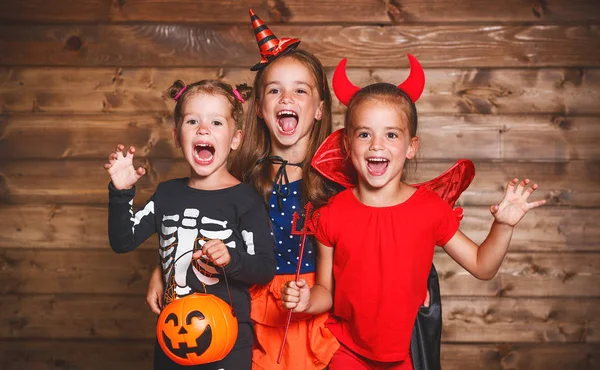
332 54 425 106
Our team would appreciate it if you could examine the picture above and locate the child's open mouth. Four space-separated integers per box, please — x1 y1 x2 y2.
366 157 389 176
276 110 298 135
193 142 215 164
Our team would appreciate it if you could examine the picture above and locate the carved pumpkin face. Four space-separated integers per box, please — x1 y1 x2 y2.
156 293 238 366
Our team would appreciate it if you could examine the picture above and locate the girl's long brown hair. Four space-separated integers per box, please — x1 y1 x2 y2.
230 49 339 208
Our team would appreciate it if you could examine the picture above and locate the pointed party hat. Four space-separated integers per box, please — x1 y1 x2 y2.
249 9 301 71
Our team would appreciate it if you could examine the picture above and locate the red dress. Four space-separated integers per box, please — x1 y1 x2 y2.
314 187 459 365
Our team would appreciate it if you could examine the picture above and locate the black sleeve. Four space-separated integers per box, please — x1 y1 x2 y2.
224 200 276 286
108 182 157 254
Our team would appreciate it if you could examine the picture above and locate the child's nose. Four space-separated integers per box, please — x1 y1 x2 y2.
370 135 384 150
196 122 211 135
279 91 294 104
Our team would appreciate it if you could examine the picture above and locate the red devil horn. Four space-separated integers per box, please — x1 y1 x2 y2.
398 54 425 103
332 59 361 106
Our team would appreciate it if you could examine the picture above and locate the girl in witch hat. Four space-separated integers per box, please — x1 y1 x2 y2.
230 9 341 370
281 55 546 369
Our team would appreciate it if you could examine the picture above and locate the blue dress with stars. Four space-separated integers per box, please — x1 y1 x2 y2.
268 179 316 275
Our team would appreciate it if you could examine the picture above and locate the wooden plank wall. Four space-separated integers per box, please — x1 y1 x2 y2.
1 1 600 369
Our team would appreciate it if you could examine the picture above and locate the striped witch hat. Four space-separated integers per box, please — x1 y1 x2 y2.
249 9 300 71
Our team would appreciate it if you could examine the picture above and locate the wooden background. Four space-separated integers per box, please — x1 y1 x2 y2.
1 0 600 369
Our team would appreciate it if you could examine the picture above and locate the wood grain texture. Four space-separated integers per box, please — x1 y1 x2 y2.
1 295 598 342
0 0 598 365
1 0 600 23
1 249 598 297
442 297 600 343
0 340 155 370
440 343 600 370
0 341 596 370
1 25 599 67
1 205 598 252
434 253 600 297
1 160 597 206
2 113 599 160
3 67 599 115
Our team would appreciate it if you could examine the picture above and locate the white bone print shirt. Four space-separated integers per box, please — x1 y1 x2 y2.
108 178 276 329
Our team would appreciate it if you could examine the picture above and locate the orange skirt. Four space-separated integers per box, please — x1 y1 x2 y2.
250 273 339 370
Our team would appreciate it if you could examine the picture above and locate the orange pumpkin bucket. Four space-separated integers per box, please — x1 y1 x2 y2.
156 293 238 366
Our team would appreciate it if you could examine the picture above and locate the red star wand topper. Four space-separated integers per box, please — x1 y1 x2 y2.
277 202 318 364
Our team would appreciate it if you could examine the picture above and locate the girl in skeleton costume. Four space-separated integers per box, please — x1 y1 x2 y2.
106 79 276 370
281 56 546 369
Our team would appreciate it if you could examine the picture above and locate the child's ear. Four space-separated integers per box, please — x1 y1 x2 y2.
230 129 243 151
314 100 324 121
172 127 181 148
406 136 419 159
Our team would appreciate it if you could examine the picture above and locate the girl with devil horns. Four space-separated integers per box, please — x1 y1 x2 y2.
281 55 546 369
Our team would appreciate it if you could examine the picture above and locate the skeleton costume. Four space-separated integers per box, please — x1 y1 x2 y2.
108 178 276 369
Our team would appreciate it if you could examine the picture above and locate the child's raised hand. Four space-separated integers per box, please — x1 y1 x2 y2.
104 144 146 190
281 279 311 312
491 178 546 226
193 239 231 267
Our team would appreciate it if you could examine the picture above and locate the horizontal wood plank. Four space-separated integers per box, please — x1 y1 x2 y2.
434 253 600 297
442 297 600 343
0 341 596 370
2 67 599 115
1 249 598 297
0 205 598 251
1 25 599 67
1 295 598 342
0 339 155 370
1 160 597 207
2 0 600 23
440 343 600 370
2 114 599 161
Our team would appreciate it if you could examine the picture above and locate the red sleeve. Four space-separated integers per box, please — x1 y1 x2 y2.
314 203 334 248
435 198 460 246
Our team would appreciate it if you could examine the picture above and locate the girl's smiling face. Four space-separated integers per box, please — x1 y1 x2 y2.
257 57 324 153
175 93 242 183
346 99 418 191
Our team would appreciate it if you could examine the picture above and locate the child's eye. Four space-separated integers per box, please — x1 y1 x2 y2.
358 132 369 139
186 119 198 125
212 120 223 126
268 88 280 94
296 89 307 94
387 133 398 139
